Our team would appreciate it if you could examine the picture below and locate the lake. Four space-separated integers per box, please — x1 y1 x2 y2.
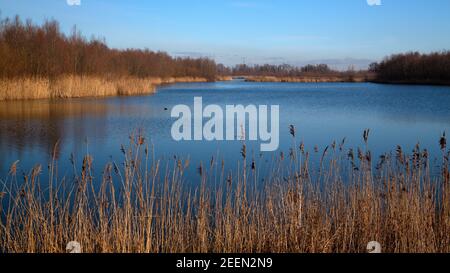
1 80 450 184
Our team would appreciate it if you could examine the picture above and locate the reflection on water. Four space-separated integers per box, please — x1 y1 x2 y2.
0 101 109 158
1 81 450 184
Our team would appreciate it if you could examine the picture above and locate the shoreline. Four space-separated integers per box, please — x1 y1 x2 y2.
0 76 212 101
243 75 450 86
2 75 450 101
370 79 450 86
243 75 371 83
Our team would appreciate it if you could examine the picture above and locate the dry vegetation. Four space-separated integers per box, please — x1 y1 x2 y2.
1 130 449 253
0 76 157 100
0 16 216 100
0 76 212 101
230 63 337 76
228 64 374 83
245 74 370 83
0 16 217 80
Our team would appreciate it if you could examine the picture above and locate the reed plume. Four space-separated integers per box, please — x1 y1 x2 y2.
0 131 449 253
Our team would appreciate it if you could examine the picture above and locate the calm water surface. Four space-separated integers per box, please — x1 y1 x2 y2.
1 81 450 184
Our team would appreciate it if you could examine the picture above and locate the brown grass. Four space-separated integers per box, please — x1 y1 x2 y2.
0 131 449 253
245 74 371 83
0 76 157 100
215 76 233 81
147 76 209 85
0 76 214 101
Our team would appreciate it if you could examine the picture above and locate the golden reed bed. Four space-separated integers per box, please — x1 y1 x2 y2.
0 76 209 101
0 130 449 253
245 75 369 83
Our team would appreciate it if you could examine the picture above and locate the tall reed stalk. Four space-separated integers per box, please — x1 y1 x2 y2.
0 131 449 253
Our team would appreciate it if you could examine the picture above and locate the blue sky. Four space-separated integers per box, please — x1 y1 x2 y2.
1 0 450 69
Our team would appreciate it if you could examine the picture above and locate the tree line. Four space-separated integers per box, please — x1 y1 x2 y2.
4 15 448 84
227 63 336 76
0 16 217 80
370 51 450 83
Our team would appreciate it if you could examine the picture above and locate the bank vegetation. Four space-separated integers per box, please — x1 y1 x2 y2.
0 15 216 100
369 51 450 85
1 130 449 253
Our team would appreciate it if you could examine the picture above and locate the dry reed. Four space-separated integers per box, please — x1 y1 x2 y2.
0 131 449 253
0 76 214 101
0 76 158 100
245 75 369 83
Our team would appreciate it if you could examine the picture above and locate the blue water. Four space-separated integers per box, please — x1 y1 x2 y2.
1 81 450 185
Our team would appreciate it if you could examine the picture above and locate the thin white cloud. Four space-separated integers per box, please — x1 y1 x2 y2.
67 0 81 6
367 0 381 6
